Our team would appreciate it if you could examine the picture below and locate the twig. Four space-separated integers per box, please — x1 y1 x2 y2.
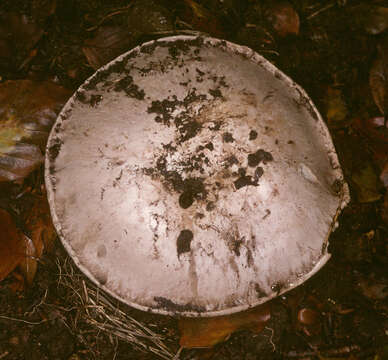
54 257 174 359
307 3 335 20
264 327 276 352
173 346 183 360
0 315 47 325
24 289 48 317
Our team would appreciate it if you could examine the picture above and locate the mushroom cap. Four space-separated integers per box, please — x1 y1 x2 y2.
45 36 349 317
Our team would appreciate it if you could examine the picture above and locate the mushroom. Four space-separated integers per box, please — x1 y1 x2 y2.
45 36 349 317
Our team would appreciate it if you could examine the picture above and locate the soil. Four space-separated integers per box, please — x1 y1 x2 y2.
0 0 387 359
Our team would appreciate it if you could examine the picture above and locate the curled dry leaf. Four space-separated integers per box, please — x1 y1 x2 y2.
83 0 174 69
381 162 388 188
325 87 348 127
18 235 38 286
179 303 271 348
364 6 388 35
369 37 388 117
382 163 388 225
127 0 173 34
180 0 224 37
0 80 71 182
0 12 43 71
0 208 25 281
297 308 320 326
382 192 388 225
352 116 388 169
23 195 57 258
83 26 135 70
351 162 382 203
265 1 300 38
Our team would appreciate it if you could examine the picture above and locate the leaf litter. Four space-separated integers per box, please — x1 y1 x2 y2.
0 0 388 359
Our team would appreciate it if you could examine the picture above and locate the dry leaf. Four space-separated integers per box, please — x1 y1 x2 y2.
181 0 224 37
18 235 38 285
326 87 348 127
83 26 135 70
0 80 71 182
353 117 388 169
126 0 173 34
0 12 43 71
381 162 388 188
83 0 174 69
369 37 388 117
382 192 388 225
265 1 300 38
179 303 271 348
351 162 382 203
23 195 57 257
364 6 388 35
0 209 26 281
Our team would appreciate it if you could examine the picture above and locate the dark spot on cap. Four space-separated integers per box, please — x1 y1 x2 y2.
196 68 205 76
97 245 107 258
90 94 102 107
209 88 223 98
209 121 222 131
177 229 193 256
179 192 194 209
331 179 343 195
255 283 267 298
223 132 234 143
231 238 243 256
206 202 216 211
249 130 258 140
238 167 246 176
205 142 214 151
113 75 145 100
154 296 205 313
178 178 206 209
234 175 257 189
223 155 239 169
274 71 282 80
288 140 295 144
254 167 264 182
247 149 273 167
49 138 63 161
75 90 88 103
271 282 285 295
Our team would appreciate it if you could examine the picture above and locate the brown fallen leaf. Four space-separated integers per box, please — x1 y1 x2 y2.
179 303 271 348
381 161 388 188
181 0 224 37
0 209 26 281
18 235 38 286
382 191 388 225
23 194 57 258
83 0 174 69
352 116 388 169
83 26 135 70
326 87 348 128
265 1 300 38
363 6 388 35
0 80 71 182
0 12 43 71
369 37 388 118
351 162 382 203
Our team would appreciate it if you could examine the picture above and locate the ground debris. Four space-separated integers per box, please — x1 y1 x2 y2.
0 0 387 358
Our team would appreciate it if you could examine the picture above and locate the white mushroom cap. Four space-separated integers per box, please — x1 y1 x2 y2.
45 36 349 317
